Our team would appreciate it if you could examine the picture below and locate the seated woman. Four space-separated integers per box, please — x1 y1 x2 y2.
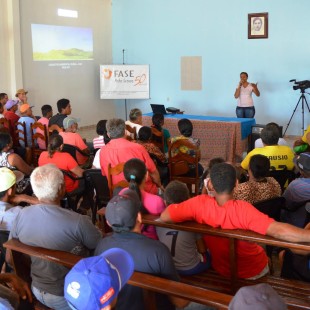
151 113 171 153
137 126 169 186
0 132 33 194
233 154 281 204
38 134 84 195
121 158 165 240
125 108 143 138
170 118 203 176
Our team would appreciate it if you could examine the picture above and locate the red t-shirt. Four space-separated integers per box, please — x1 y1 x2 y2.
38 151 79 192
167 195 274 278
4 111 20 146
59 132 88 165
100 138 158 194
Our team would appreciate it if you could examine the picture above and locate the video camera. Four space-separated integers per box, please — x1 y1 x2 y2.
290 79 310 91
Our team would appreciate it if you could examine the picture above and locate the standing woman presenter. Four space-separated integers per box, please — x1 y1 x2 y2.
234 72 260 118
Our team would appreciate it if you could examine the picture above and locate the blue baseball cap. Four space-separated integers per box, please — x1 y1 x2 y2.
64 248 134 310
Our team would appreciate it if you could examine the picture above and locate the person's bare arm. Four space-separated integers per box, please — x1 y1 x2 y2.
251 82 260 97
8 153 33 176
0 273 32 303
196 238 207 254
169 296 189 308
266 221 310 243
160 207 173 223
149 169 163 190
234 82 241 98
70 165 84 178
9 194 39 205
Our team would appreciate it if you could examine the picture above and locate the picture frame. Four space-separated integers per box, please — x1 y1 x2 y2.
248 12 268 39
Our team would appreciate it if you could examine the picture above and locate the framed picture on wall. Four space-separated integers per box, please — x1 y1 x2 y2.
248 12 268 39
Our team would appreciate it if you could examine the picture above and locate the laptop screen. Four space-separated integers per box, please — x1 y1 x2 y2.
150 104 166 114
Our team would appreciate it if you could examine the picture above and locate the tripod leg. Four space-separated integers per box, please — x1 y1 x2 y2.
304 95 310 113
284 96 302 136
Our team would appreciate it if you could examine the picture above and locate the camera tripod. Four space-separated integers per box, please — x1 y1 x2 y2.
283 90 310 136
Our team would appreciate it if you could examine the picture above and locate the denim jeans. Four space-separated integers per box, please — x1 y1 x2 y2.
236 106 255 118
32 286 71 310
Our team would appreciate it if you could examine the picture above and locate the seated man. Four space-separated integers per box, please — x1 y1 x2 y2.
15 88 28 116
254 122 288 148
17 103 36 147
59 117 90 166
49 98 71 128
241 125 294 171
156 181 210 275
125 108 143 138
4 100 19 146
0 93 8 109
161 162 310 279
0 167 38 271
100 118 162 194
282 152 310 227
65 248 134 310
37 104 53 149
95 189 189 310
8 164 102 310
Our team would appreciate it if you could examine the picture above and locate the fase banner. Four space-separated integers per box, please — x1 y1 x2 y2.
100 65 150 99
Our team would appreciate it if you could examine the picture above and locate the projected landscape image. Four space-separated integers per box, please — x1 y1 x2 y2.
31 24 93 61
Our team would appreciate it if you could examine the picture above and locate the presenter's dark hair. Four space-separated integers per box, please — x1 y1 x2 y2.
249 155 270 179
164 181 190 206
41 105 52 117
57 98 70 113
0 132 11 152
138 126 152 142
152 113 164 131
240 72 248 77
178 118 193 137
210 163 236 194
261 126 280 146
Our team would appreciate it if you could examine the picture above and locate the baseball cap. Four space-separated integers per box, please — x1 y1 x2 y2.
105 189 142 232
63 117 79 130
15 88 28 97
0 167 16 192
19 103 34 114
229 283 287 310
64 248 134 310
295 152 310 172
5 100 18 110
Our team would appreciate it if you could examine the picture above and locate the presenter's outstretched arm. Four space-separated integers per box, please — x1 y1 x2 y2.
251 82 260 97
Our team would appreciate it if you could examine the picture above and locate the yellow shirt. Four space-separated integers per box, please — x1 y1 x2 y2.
241 145 295 171
301 125 310 143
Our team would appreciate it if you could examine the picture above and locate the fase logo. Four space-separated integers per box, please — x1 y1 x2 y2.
103 68 112 79
102 68 146 85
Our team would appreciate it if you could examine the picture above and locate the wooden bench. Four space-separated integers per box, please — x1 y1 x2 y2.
142 214 310 310
4 238 233 310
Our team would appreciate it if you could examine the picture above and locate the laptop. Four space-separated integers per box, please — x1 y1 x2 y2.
150 104 167 114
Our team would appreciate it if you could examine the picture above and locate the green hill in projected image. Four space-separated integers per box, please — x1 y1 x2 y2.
33 48 93 61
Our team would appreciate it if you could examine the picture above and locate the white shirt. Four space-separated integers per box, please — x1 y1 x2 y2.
255 138 289 149
237 84 254 107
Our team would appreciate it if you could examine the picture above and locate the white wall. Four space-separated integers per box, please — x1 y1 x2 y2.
0 0 115 127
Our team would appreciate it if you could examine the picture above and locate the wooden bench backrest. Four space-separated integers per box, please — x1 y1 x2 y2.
4 239 232 310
